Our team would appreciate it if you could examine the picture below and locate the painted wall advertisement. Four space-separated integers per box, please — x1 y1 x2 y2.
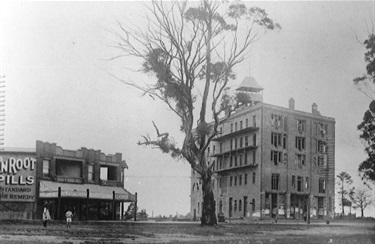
0 154 36 202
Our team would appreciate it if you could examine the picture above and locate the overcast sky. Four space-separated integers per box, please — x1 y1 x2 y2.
1 1 374 217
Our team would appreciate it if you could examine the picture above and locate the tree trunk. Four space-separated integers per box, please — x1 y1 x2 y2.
200 173 217 226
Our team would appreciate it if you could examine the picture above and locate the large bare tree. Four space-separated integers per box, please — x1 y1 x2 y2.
112 0 280 225
350 188 373 218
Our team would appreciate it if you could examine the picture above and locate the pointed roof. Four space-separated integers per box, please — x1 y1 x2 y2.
236 76 264 92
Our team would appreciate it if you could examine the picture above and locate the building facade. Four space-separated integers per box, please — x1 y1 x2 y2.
0 141 136 220
191 77 335 221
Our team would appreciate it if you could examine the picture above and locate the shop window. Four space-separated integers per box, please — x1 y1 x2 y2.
271 174 279 190
43 160 50 177
88 165 94 181
295 137 306 151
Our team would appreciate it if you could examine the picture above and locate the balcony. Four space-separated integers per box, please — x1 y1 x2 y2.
56 176 83 184
211 145 258 157
212 126 259 141
214 163 258 174
100 179 123 187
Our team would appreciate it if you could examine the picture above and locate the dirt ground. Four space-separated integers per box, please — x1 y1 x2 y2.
0 219 374 244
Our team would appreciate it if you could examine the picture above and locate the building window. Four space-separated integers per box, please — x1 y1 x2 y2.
318 140 326 153
271 132 282 147
283 134 287 149
252 199 255 212
234 156 237 167
245 173 248 185
292 175 296 189
239 175 242 185
213 145 216 154
295 137 306 151
230 156 233 167
220 142 222 153
240 121 243 130
297 119 306 133
230 139 233 150
239 200 242 211
234 176 237 186
305 177 309 190
319 178 326 193
245 136 249 146
235 138 238 149
230 176 233 186
235 122 238 131
234 200 237 212
253 151 256 165
88 165 94 181
212 160 216 171
271 114 282 128
246 118 249 128
271 150 282 165
253 172 256 184
43 160 50 176
253 134 257 146
244 153 248 164
253 115 257 127
231 123 233 133
297 176 303 192
295 154 306 166
239 155 242 166
271 174 279 190
240 137 243 148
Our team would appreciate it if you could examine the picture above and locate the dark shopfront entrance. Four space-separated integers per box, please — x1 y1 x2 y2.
40 198 121 221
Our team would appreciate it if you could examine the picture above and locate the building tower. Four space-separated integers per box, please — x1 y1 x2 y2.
235 76 264 105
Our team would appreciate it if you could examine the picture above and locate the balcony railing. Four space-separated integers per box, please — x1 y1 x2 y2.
212 126 259 141
211 145 257 157
100 179 123 187
214 163 258 174
56 176 83 184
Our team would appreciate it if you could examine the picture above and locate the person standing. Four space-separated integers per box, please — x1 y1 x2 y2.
43 203 51 227
65 209 73 228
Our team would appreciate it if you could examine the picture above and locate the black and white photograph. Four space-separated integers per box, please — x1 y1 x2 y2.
0 1 374 243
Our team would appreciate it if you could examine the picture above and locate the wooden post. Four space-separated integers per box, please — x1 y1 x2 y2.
86 189 89 220
112 191 116 220
57 187 61 220
134 192 138 222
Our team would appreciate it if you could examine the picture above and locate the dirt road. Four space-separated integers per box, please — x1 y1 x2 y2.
0 219 373 243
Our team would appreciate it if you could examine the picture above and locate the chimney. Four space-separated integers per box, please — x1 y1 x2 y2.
289 98 295 110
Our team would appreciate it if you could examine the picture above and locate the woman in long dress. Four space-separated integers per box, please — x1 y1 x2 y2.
43 203 51 227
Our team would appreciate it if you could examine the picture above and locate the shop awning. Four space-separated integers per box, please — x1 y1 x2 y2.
39 180 136 202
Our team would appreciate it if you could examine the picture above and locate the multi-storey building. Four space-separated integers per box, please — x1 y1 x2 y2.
191 77 335 221
0 141 136 220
